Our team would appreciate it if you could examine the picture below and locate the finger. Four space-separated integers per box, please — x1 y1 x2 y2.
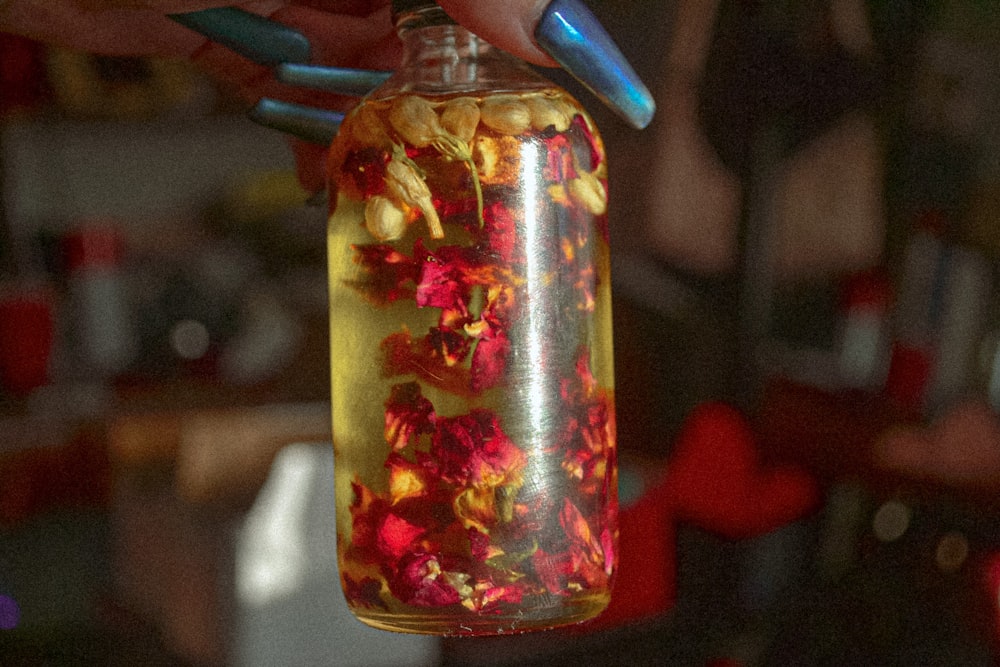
169 6 312 65
271 3 398 70
439 0 655 129
0 0 209 55
190 6 396 107
435 0 551 65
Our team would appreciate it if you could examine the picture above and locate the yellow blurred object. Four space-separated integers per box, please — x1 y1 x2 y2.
219 170 311 224
45 49 212 119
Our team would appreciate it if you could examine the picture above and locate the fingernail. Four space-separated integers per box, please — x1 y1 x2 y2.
170 8 311 65
275 64 392 97
534 0 655 129
248 98 344 145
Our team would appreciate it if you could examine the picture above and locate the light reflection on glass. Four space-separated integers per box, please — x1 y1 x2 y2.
520 139 546 445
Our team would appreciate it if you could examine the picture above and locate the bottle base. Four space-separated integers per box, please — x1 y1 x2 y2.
349 597 609 636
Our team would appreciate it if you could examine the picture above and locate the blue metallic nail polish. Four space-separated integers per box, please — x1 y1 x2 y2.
248 98 344 145
170 8 311 66
275 64 392 97
534 0 655 129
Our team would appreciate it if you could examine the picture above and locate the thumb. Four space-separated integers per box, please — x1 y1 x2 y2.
436 0 556 67
437 0 654 129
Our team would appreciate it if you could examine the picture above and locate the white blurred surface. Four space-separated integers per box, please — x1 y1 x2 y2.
233 443 440 667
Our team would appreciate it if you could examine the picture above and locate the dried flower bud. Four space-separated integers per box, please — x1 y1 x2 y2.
479 95 531 136
351 103 392 147
389 95 444 147
365 195 407 241
568 170 607 216
440 97 481 143
385 154 444 238
524 95 572 132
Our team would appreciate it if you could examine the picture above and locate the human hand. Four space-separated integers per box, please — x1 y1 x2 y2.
2 1 653 191
0 1 653 128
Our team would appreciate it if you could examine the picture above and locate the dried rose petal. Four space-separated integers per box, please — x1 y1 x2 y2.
387 453 432 504
531 548 574 596
482 200 520 263
468 527 504 562
559 498 595 551
381 330 476 397
427 326 472 367
414 243 483 317
569 113 604 171
557 498 612 588
391 553 463 607
349 480 388 561
376 513 427 562
351 244 419 305
467 580 525 612
384 382 436 451
543 133 577 183
431 410 526 488
453 486 499 532
340 146 389 200
600 527 615 576
342 574 388 610
470 330 510 393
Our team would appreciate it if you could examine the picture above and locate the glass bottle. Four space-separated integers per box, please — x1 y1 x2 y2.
326 0 617 635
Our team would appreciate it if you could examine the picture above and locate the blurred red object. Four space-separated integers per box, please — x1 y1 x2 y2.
575 471 676 632
667 401 821 539
885 342 934 416
0 286 55 396
575 400 820 633
0 429 112 525
0 34 49 116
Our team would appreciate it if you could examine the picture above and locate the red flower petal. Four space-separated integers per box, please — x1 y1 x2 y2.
415 243 475 315
340 146 389 199
569 114 603 171
391 553 463 607
381 330 477 397
482 200 520 263
427 326 473 366
351 244 419 305
531 548 574 596
468 527 492 561
431 410 526 488
470 330 510 392
342 574 388 610
543 133 577 182
384 382 436 451
376 513 426 560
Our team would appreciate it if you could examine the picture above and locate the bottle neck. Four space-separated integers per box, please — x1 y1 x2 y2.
385 4 545 95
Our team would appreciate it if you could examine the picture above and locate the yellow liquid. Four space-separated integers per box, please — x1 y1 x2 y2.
328 89 616 635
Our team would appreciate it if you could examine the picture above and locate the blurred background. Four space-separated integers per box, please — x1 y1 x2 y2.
4 0 1000 664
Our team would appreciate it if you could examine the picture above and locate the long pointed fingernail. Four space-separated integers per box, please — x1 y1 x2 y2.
248 98 343 145
170 8 311 65
275 64 392 97
534 0 655 129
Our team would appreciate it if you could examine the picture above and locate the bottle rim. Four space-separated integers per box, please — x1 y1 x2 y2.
391 0 441 17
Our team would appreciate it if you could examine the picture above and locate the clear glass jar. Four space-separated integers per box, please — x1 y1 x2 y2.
327 0 617 635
